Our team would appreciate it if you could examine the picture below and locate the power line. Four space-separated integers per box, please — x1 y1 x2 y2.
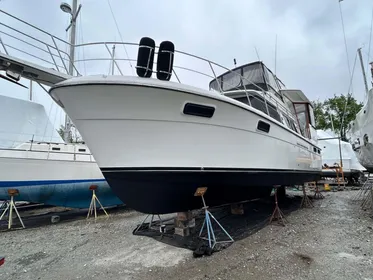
338 0 352 78
106 0 134 74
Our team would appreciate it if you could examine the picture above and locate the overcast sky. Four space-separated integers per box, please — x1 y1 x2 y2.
1 0 373 134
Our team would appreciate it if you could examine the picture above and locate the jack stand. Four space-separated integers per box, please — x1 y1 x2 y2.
195 187 234 250
353 177 373 202
313 184 324 199
133 214 165 235
0 189 25 229
86 185 109 220
269 186 287 226
300 185 314 208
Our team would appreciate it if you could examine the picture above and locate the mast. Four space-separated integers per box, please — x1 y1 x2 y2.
358 47 369 95
61 0 82 142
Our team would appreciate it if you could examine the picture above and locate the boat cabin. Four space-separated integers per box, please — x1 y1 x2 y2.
209 62 316 141
280 89 317 141
209 61 285 100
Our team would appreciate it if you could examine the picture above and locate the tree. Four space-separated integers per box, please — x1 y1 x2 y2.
311 99 328 130
312 94 363 141
57 125 83 143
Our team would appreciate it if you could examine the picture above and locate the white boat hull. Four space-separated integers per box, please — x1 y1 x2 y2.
50 76 322 213
347 89 373 172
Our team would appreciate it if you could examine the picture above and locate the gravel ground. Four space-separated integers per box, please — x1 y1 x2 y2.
0 190 372 280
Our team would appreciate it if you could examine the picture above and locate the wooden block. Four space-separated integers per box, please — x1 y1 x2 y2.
176 211 193 221
174 218 196 229
174 227 190 237
231 203 244 215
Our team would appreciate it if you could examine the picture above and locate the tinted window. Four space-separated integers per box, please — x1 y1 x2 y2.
233 95 281 122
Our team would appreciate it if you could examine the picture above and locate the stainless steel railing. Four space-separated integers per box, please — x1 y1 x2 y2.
0 9 299 127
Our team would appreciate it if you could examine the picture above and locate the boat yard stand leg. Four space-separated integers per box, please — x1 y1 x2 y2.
86 185 109 221
269 185 288 226
0 189 25 230
300 184 314 208
313 183 324 199
194 187 233 252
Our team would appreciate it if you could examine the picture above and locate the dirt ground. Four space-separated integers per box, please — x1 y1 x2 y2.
0 190 372 280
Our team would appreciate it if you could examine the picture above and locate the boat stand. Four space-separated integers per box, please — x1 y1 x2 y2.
195 187 234 250
312 182 324 199
134 214 164 234
269 186 287 226
353 177 373 202
0 189 25 230
86 185 109 220
300 185 314 208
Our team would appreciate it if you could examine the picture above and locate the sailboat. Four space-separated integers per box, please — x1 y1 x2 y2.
0 94 124 208
0 3 124 209
347 51 373 173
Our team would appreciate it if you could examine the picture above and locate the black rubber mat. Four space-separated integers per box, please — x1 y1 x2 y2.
132 194 305 256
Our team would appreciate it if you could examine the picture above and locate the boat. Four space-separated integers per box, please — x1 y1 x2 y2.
0 95 123 209
0 141 123 208
318 129 365 184
347 55 373 173
0 7 124 209
347 88 373 173
0 11 321 214
47 38 322 214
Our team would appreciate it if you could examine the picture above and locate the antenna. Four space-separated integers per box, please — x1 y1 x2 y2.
254 46 260 61
274 34 278 76
233 58 237 67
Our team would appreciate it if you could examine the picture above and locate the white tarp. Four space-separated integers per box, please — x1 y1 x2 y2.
317 129 365 171
0 95 63 148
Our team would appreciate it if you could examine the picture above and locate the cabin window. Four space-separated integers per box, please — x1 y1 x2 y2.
52 147 60 151
183 103 215 118
221 69 241 91
308 104 316 127
233 95 281 122
250 95 268 114
78 148 86 152
234 96 250 105
257 120 270 133
267 104 281 122
294 103 308 138
284 116 298 133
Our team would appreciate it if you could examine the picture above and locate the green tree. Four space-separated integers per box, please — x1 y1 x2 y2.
57 125 73 143
312 94 363 141
311 99 328 130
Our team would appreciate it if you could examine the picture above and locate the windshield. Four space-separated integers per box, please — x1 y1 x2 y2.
209 62 267 92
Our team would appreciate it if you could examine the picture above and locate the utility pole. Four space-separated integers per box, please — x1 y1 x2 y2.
60 0 82 143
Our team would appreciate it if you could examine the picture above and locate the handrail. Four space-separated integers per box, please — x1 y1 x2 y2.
0 10 300 130
0 147 95 162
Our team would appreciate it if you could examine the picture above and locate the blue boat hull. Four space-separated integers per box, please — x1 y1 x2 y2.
0 179 124 208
